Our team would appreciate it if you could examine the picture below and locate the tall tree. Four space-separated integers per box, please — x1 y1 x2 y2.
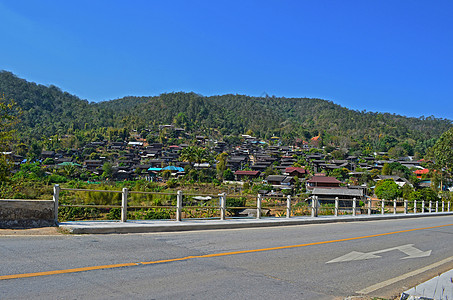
0 95 20 181
429 127 453 190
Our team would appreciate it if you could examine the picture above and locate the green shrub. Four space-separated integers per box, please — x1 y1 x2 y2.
59 206 101 221
48 174 68 184
226 197 246 216
106 208 121 220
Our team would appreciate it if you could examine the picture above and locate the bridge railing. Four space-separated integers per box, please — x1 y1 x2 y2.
52 185 452 223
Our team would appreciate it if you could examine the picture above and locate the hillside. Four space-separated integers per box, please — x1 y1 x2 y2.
1 71 451 155
95 92 452 154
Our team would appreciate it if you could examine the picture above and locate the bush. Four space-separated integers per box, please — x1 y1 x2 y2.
143 208 171 219
106 208 121 220
48 174 68 184
166 178 178 188
132 208 171 220
59 206 101 221
226 197 246 216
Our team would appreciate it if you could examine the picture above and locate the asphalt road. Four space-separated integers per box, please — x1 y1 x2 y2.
1 215 453 299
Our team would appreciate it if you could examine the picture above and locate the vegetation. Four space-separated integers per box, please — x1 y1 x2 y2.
1 70 452 220
0 71 450 157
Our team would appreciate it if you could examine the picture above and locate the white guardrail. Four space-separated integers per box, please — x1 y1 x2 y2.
52 184 452 223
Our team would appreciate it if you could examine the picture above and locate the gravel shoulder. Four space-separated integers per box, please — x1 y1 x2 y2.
0 227 64 235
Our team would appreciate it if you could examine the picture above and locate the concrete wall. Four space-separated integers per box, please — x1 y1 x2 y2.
0 199 55 228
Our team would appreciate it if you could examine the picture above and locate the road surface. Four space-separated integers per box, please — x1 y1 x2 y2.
1 215 453 299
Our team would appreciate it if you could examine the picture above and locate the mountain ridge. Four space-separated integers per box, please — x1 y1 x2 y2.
1 70 451 155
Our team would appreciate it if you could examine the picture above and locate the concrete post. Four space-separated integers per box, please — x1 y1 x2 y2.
219 193 226 220
286 195 291 218
311 196 318 217
404 199 408 214
352 198 357 217
393 199 397 214
442 201 445 212
53 184 60 224
335 197 339 217
256 194 262 219
121 188 128 223
436 201 439 213
176 190 183 221
421 200 425 213
429 201 432 213
414 200 417 214
368 198 371 216
381 199 385 215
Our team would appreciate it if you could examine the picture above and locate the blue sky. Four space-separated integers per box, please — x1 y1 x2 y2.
1 0 452 119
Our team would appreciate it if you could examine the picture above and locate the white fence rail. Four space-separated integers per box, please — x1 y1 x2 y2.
53 185 452 223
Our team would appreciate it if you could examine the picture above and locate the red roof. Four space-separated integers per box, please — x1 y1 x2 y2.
414 169 429 175
234 170 260 176
285 167 308 174
307 176 341 184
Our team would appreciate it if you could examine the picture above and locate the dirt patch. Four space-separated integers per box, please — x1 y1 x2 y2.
0 227 65 236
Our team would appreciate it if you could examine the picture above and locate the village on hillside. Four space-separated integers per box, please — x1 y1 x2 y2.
4 123 443 206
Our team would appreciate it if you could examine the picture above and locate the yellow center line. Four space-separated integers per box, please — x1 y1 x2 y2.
1 223 452 281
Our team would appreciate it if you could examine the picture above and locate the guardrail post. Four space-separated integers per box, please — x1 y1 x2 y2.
256 194 262 219
404 199 408 214
429 200 432 213
176 190 183 221
352 198 357 216
421 200 425 213
286 195 291 218
381 199 385 215
436 201 439 213
368 198 371 216
121 188 128 222
219 193 226 220
448 201 451 212
414 200 417 214
442 201 445 212
53 184 60 224
311 196 318 217
335 197 339 217
393 199 397 214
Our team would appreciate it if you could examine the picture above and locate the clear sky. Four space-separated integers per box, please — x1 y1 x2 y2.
1 0 452 119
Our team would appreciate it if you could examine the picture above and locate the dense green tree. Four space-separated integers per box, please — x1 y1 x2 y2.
216 152 228 179
429 127 453 190
0 95 20 181
102 162 113 179
223 169 234 181
381 163 391 175
375 179 401 200
329 167 349 181
409 188 439 202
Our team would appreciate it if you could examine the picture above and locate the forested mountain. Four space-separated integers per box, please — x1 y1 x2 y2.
1 71 451 155
0 71 117 141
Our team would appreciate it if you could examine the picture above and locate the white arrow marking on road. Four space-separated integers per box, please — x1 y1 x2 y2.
326 244 431 264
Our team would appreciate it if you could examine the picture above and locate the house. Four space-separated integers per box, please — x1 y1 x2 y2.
226 156 248 171
285 167 309 177
148 159 166 168
266 175 295 187
414 168 430 179
41 151 55 159
374 175 413 187
234 170 261 181
306 176 341 190
112 169 133 181
84 160 103 170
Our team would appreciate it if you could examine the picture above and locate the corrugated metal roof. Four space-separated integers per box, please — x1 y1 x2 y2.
312 188 363 197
